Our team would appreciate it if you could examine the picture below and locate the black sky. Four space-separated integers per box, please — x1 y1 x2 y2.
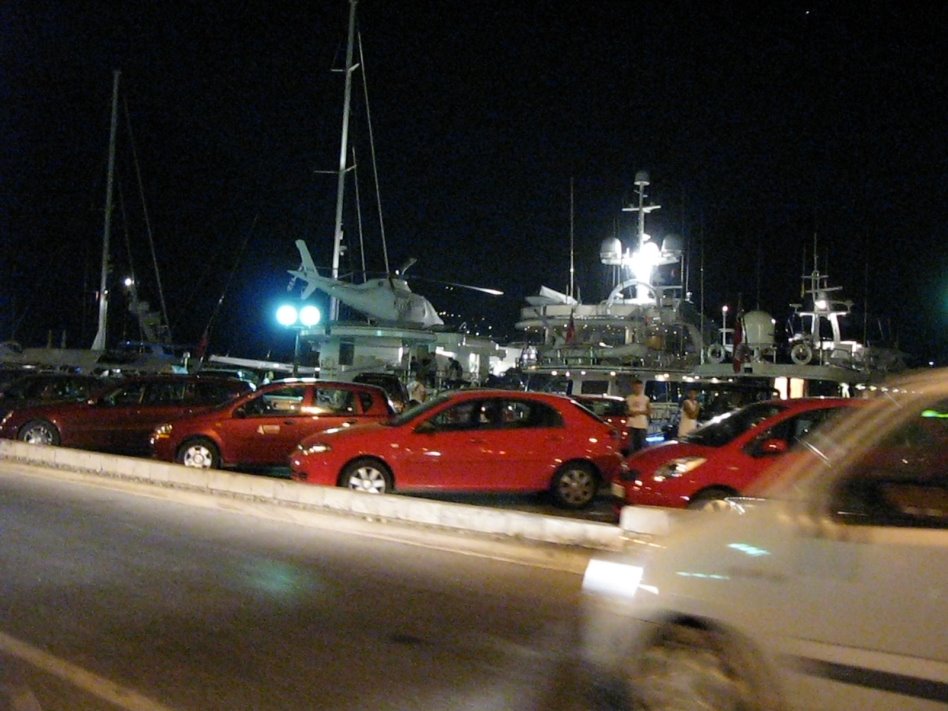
2 1 946 364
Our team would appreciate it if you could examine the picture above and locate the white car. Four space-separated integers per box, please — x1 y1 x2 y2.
582 369 948 710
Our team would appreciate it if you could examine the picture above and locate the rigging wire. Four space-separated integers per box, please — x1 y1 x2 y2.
197 214 259 354
357 29 389 274
122 94 172 342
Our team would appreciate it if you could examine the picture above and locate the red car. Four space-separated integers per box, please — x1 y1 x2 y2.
289 389 627 509
615 397 867 510
0 374 252 456
150 379 394 470
572 394 630 451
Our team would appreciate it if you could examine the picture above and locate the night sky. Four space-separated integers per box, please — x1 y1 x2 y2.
2 2 946 365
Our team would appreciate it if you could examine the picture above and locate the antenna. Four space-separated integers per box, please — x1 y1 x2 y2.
569 177 575 299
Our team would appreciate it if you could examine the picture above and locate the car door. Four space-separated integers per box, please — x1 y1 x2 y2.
774 397 948 710
94 381 151 453
395 398 487 489
467 398 565 490
223 383 316 466
113 380 199 456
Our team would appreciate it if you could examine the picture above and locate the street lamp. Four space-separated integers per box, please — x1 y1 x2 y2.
276 303 321 376
721 305 729 346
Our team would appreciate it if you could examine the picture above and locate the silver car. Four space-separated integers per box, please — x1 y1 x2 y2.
582 369 948 710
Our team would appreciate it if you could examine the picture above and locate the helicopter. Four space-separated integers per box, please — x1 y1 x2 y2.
287 240 501 330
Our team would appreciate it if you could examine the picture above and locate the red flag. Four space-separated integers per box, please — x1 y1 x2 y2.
194 329 210 360
565 312 576 344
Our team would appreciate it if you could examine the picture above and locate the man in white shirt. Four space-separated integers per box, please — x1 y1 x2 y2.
625 379 651 452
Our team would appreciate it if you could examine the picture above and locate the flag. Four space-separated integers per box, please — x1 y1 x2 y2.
565 312 576 344
194 328 210 361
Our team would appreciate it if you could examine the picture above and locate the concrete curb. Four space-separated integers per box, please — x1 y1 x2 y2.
0 440 686 550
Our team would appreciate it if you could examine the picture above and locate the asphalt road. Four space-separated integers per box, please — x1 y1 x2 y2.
0 464 602 710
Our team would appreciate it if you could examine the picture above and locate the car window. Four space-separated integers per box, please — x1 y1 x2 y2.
830 399 948 529
746 406 846 456
430 400 482 431
356 391 375 414
107 382 148 405
313 387 356 415
145 381 190 404
244 385 306 416
682 401 785 447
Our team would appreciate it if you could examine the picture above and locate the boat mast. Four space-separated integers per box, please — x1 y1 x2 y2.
92 69 120 351
329 0 359 322
569 177 575 299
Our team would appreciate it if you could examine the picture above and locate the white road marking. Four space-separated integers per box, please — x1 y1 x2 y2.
0 630 175 711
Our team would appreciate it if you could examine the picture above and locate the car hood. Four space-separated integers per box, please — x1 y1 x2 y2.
296 421 390 447
626 440 715 469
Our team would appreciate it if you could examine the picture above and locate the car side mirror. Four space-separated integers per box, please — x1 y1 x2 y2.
414 420 437 434
759 438 788 455
233 406 247 419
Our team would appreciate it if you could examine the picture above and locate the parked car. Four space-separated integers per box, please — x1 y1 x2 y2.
0 372 116 420
352 372 410 412
0 374 252 456
150 379 394 470
289 389 627 509
582 369 948 711
572 393 631 452
615 397 866 510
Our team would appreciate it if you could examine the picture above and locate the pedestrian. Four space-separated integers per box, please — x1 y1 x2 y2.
625 379 651 452
406 376 427 406
677 388 700 438
447 357 463 385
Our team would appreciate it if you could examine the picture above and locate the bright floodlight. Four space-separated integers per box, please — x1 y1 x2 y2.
299 304 321 327
276 304 298 326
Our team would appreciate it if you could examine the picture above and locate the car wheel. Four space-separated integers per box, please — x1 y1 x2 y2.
18 419 61 446
340 458 392 494
631 624 766 711
177 438 220 469
550 462 598 509
687 487 736 511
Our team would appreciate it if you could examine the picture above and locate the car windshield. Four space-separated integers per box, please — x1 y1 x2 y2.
681 401 785 447
386 391 455 426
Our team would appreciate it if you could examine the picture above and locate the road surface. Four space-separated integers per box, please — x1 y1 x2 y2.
0 463 600 710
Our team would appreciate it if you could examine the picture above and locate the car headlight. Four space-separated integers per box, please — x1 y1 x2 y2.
152 423 173 439
653 456 707 481
582 556 645 600
1 412 12 427
297 442 331 456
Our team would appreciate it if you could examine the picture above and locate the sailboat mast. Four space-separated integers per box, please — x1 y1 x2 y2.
569 177 575 299
92 69 120 351
329 0 359 322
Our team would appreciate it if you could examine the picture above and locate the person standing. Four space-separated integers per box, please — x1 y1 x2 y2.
625 379 651 452
406 376 427 406
677 388 701 438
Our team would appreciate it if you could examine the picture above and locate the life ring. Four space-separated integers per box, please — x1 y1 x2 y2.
790 342 813 365
707 343 726 363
